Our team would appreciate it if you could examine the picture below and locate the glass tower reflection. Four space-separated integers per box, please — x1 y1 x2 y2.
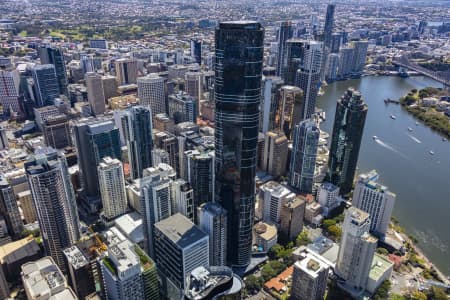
214 21 264 267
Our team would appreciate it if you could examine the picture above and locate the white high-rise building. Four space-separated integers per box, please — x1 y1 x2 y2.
295 41 323 120
262 130 288 178
336 207 377 296
98 157 128 220
0 70 21 116
259 181 295 225
352 170 396 237
137 74 166 117
85 72 106 116
101 240 144 300
291 253 329 300
25 150 80 271
197 202 227 266
140 164 175 257
316 182 341 216
171 179 194 222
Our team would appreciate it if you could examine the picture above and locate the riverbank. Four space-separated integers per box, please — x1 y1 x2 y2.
399 87 450 139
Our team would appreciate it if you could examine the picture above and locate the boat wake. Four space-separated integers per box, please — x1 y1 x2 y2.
374 139 409 159
408 134 422 144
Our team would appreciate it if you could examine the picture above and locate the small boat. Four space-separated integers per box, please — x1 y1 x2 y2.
415 122 419 126
373 136 378 140
408 127 413 132
390 115 396 120
429 150 435 155
443 138 447 142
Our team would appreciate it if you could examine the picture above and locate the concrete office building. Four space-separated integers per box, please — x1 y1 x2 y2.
185 72 203 113
86 72 106 116
17 190 36 224
0 69 21 117
275 85 303 138
42 114 71 149
197 202 227 266
101 240 159 300
154 213 209 299
89 39 108 49
259 181 294 225
63 245 96 299
98 157 128 220
137 74 166 117
279 196 306 243
21 257 77 300
168 93 197 124
336 207 378 296
262 131 288 178
0 176 23 238
115 58 138 85
316 182 341 216
260 76 284 133
171 178 194 222
25 150 80 271
291 252 329 300
352 170 396 237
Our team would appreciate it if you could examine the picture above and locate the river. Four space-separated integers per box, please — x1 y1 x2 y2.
317 75 450 276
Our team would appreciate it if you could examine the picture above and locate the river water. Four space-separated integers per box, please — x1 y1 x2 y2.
317 76 450 276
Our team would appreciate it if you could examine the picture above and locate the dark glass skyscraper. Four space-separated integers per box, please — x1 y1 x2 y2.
190 39 202 64
289 119 320 194
39 46 68 95
284 39 305 85
215 21 264 267
323 4 336 49
121 106 153 180
73 119 121 212
327 88 367 195
276 21 293 78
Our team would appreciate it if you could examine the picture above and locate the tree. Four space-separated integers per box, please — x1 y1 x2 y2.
426 287 448 300
327 225 342 240
372 280 391 300
377 247 389 256
389 294 406 300
409 291 427 300
323 219 336 229
245 275 262 292
296 230 311 247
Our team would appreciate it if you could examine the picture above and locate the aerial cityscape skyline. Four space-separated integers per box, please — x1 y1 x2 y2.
0 0 449 299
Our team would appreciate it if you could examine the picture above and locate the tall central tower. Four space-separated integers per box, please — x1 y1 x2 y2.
215 21 264 267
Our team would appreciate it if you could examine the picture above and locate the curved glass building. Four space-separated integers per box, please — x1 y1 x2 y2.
214 21 264 267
